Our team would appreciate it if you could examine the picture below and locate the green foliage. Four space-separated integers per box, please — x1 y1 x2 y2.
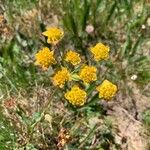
4 0 38 10
0 39 37 93
62 0 150 87
143 109 150 128
0 108 16 149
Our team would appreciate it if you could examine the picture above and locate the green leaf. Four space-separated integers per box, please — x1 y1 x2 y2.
129 36 143 57
31 112 42 124
120 34 132 58
105 1 117 25
71 74 80 81
68 14 78 35
86 83 96 95
142 109 150 126
81 0 90 31
123 0 132 14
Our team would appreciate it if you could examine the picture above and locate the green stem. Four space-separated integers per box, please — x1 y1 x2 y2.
78 93 99 111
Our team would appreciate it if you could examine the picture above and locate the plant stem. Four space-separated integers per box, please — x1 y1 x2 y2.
78 93 99 111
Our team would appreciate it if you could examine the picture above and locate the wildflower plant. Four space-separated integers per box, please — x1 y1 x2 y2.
65 50 81 66
65 85 87 106
35 27 118 108
42 27 64 45
79 65 97 84
33 27 119 148
52 67 71 88
90 43 110 61
97 80 117 100
35 47 56 70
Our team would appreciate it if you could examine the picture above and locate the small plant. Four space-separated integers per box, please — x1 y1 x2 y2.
27 26 118 148
35 27 118 108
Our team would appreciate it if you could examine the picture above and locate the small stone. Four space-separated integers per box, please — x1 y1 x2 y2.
131 75 137 81
141 24 146 29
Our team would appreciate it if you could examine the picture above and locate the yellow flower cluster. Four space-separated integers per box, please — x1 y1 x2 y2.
65 50 81 66
52 68 70 88
35 47 56 70
35 27 118 106
42 27 64 45
79 65 97 84
90 43 110 61
65 86 87 106
97 80 117 100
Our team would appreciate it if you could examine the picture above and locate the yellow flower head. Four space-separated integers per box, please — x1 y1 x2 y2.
42 27 64 45
90 43 110 61
65 50 81 65
96 80 117 100
35 47 56 70
65 86 87 106
79 65 97 84
52 68 70 88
